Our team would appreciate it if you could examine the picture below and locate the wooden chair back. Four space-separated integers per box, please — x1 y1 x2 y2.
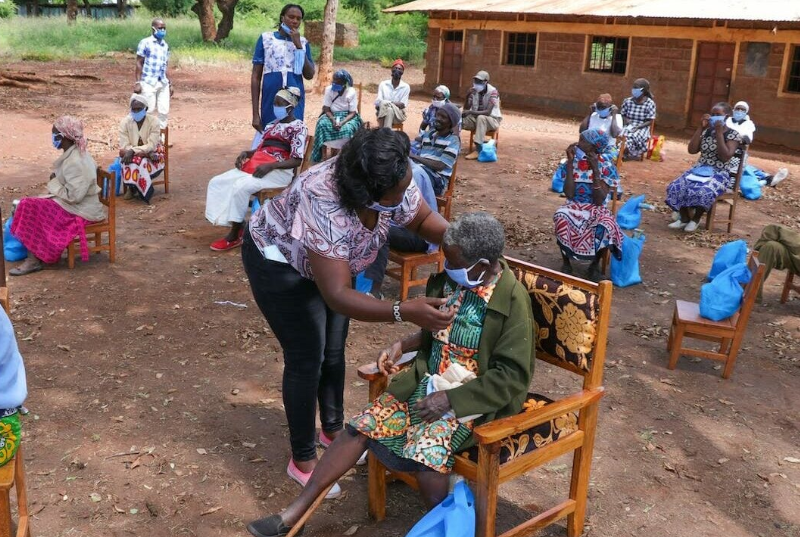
0 444 31 537
150 127 169 194
615 135 626 170
0 207 7 314
705 146 748 233
66 168 116 269
256 134 314 204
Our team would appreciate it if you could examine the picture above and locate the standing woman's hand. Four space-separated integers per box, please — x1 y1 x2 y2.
289 27 303 49
401 297 455 332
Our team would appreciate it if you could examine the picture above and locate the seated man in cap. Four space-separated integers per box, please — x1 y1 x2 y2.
375 59 410 129
462 70 502 160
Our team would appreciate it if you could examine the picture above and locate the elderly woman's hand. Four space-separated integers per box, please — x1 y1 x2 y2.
235 151 251 170
122 149 135 165
377 340 404 376
565 144 576 161
414 391 451 422
253 164 274 178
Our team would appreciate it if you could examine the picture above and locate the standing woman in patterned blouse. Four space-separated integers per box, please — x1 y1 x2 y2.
251 4 315 132
665 102 742 233
242 128 454 502
620 78 656 160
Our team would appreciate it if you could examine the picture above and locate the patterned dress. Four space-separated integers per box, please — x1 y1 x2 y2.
620 96 656 158
665 128 743 212
349 278 499 473
553 153 623 261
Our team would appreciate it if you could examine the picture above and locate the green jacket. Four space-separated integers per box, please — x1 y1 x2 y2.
387 259 535 449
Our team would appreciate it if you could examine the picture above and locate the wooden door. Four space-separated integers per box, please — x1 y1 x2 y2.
439 31 464 97
690 42 735 125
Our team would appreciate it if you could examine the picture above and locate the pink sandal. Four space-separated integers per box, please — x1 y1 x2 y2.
286 459 342 499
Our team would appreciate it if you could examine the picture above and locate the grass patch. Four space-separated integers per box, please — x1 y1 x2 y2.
0 11 427 65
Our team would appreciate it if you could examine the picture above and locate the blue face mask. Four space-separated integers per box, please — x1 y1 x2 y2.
369 201 402 213
709 115 726 126
331 83 344 93
153 28 166 40
631 87 644 99
732 110 747 122
596 106 611 118
273 105 290 121
131 108 147 122
52 133 62 149
444 259 487 289
575 147 586 160
280 23 292 35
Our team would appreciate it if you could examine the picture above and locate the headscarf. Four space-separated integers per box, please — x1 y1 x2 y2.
580 128 611 152
439 103 461 136
277 86 301 108
53 115 88 153
130 93 149 108
734 101 750 113
434 85 451 100
392 59 405 70
333 69 354 88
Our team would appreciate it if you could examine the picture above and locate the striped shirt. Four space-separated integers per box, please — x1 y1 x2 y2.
418 130 460 180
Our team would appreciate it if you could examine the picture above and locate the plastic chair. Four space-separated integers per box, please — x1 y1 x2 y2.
66 168 116 269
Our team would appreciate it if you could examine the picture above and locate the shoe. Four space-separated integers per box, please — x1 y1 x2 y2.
684 221 699 233
210 237 243 251
9 258 43 276
123 188 135 200
464 151 479 160
318 431 368 466
771 168 789 187
287 460 342 499
247 514 304 537
668 220 687 229
671 211 681 222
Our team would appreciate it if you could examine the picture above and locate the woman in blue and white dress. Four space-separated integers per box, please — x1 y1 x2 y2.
620 78 656 160
665 102 742 233
250 4 315 133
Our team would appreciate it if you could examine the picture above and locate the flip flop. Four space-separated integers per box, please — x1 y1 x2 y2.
9 262 43 276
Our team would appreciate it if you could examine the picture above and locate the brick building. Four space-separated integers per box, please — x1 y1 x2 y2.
387 0 800 149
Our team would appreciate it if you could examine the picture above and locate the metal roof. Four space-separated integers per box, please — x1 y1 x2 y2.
385 0 800 23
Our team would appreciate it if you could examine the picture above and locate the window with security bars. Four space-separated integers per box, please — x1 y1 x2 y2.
787 45 800 93
505 33 537 67
587 36 629 74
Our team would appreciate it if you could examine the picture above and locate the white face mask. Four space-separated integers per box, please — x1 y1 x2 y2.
473 82 486 92
431 99 446 108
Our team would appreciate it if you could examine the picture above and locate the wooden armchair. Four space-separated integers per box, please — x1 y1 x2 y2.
667 252 765 378
0 207 7 313
255 135 314 205
67 168 116 269
781 271 800 304
0 444 31 537
705 147 748 233
385 162 458 300
149 127 169 194
358 257 612 537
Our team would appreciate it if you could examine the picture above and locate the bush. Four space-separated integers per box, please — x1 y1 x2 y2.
0 1 17 19
141 0 194 17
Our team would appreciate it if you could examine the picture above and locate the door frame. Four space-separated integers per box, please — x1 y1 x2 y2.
438 29 465 98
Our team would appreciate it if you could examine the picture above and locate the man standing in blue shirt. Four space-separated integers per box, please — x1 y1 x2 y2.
135 19 173 129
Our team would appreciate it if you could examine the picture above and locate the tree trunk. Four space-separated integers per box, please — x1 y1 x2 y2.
192 0 217 42
66 0 78 23
117 0 127 19
314 0 339 93
214 0 239 43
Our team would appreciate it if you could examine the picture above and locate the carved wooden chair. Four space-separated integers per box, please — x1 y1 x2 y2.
358 258 612 537
667 252 765 379
704 147 748 233
66 168 116 269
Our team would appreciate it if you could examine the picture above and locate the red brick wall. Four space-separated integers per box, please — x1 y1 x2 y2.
730 43 800 149
424 27 441 90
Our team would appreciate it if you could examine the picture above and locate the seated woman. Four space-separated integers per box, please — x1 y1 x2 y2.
553 129 623 281
205 87 307 251
726 101 789 189
620 78 656 160
246 211 535 537
410 102 461 196
120 93 165 203
665 102 742 233
10 116 107 276
310 69 362 162
0 307 27 468
579 93 623 140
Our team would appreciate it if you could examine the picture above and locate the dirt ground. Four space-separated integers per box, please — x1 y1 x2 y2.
0 57 798 537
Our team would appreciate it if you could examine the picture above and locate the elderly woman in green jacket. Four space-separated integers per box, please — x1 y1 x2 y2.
247 211 535 537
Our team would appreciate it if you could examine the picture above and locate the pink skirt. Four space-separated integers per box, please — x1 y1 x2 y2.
11 198 92 264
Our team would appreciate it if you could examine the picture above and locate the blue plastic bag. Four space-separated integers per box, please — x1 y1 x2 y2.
406 481 475 537
551 160 566 193
3 217 28 262
108 157 123 196
739 166 762 200
707 240 748 281
616 194 646 230
699 263 752 321
355 271 372 294
611 233 645 287
477 139 497 163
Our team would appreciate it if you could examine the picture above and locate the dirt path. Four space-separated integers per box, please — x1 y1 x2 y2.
0 58 798 537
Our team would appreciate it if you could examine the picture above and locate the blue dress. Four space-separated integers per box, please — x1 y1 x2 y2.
252 31 314 128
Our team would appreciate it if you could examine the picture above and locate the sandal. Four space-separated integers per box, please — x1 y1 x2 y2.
9 259 43 276
247 514 303 537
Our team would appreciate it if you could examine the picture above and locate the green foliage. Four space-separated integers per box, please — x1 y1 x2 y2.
140 0 195 17
0 1 17 19
334 13 426 64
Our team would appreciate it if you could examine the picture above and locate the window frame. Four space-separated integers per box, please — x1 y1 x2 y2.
585 35 630 75
503 31 538 68
777 43 800 98
785 44 800 93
